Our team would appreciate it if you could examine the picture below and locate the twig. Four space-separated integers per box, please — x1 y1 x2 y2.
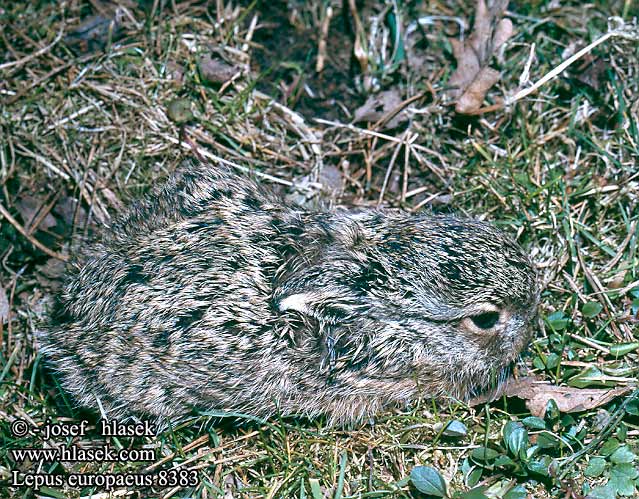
507 18 639 105
371 91 425 130
518 42 536 87
597 279 639 297
14 144 71 181
314 118 447 164
315 5 333 73
377 133 406 206
576 247 622 340
567 333 610 355
0 202 68 261
163 133 298 188
602 221 637 272
0 25 65 71
45 103 103 132
558 389 639 479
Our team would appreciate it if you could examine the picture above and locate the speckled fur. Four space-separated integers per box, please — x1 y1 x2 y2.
40 161 539 424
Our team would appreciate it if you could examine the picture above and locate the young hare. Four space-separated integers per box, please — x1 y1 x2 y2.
41 161 539 424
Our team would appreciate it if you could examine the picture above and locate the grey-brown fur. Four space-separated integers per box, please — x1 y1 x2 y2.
40 161 539 424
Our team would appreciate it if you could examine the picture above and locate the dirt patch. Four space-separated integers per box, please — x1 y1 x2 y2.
249 0 364 121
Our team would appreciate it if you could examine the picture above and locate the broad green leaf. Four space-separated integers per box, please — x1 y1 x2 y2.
484 481 517 498
610 446 637 464
532 356 546 370
494 455 517 468
560 414 577 428
609 466 637 496
443 420 468 438
535 432 560 449
522 416 546 430
471 447 500 463
544 352 561 370
546 311 568 330
308 478 322 499
545 399 560 420
37 488 68 499
609 342 639 356
466 467 482 488
582 301 603 317
601 438 621 456
410 466 447 497
525 445 540 461
587 485 616 499
456 487 489 499
613 463 639 479
504 485 528 499
526 456 552 476
460 458 471 475
568 366 612 388
584 457 607 477
616 423 628 441
503 421 529 458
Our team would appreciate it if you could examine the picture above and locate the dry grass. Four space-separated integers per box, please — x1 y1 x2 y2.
1 1 638 498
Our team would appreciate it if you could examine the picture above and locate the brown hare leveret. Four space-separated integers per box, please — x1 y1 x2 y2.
41 160 539 424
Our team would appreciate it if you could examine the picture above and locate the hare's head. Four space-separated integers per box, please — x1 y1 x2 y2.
274 212 539 402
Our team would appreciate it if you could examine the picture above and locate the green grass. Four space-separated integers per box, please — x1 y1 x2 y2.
1 0 638 498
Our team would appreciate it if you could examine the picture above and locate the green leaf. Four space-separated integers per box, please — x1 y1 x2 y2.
609 342 639 356
601 438 621 456
384 9 405 68
535 432 561 449
545 399 560 420
582 301 603 317
568 366 612 388
393 477 411 488
626 399 639 416
37 488 68 499
532 356 545 370
587 485 616 499
544 352 561 370
525 445 539 461
522 416 546 430
526 456 552 476
616 423 628 442
503 421 529 458
443 420 468 438
494 455 517 468
456 487 489 499
410 466 447 497
610 446 637 464
308 478 322 499
584 457 607 477
613 463 639 479
546 311 569 330
466 467 482 488
609 466 637 496
560 414 577 428
471 447 500 463
504 485 528 499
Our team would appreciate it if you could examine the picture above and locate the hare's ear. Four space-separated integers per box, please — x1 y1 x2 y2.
275 285 367 325
278 292 317 315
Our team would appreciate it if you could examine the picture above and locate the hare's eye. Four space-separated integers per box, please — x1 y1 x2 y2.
470 311 500 329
